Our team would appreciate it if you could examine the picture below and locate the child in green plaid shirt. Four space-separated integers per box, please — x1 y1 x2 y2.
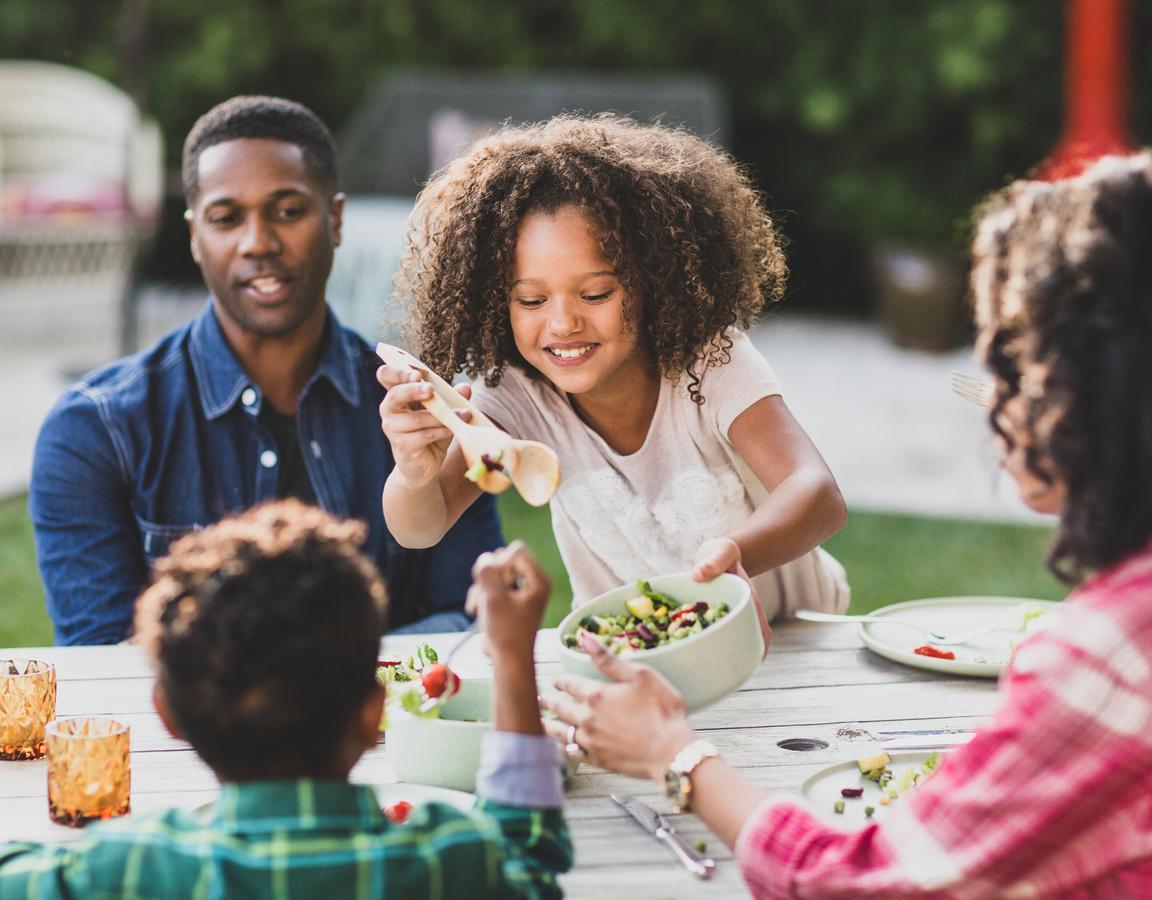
0 501 571 898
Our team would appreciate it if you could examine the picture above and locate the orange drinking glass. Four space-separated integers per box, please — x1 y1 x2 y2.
45 717 131 827
0 659 56 760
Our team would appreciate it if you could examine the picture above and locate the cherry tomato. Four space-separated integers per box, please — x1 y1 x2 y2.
913 645 956 660
384 800 413 824
420 663 461 700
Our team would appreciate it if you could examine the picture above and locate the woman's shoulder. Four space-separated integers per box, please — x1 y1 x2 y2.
1014 546 1152 691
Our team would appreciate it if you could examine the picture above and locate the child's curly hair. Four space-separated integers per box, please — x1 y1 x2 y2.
134 500 387 778
971 154 1152 584
395 114 786 403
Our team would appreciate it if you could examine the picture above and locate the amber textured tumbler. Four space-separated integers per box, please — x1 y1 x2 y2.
46 717 131 826
0 659 56 760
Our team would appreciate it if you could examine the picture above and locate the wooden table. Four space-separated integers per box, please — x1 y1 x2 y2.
0 624 1001 898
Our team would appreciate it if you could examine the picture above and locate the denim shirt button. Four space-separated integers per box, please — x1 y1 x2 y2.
260 449 278 468
310 440 322 459
241 388 257 408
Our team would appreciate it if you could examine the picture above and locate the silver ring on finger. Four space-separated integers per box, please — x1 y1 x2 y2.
564 723 584 757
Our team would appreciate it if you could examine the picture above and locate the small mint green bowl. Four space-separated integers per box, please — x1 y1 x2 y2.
387 678 490 792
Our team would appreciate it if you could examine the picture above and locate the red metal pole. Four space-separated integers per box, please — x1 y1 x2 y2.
1037 0 1134 180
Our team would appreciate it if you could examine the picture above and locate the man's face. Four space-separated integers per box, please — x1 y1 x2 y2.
187 138 344 339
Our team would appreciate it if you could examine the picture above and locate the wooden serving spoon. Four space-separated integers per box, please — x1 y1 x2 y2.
376 343 560 506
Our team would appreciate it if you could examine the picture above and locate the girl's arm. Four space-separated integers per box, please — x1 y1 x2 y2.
695 394 846 580
379 367 483 548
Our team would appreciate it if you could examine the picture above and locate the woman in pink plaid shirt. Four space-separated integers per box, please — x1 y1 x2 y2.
543 155 1152 897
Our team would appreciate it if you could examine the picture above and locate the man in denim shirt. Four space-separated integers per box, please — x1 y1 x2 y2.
29 96 502 645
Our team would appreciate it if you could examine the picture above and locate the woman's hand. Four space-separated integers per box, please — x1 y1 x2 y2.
377 365 471 489
541 634 697 781
692 537 772 659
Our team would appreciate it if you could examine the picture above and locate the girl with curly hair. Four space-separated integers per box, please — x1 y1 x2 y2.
378 115 850 623
541 155 1152 896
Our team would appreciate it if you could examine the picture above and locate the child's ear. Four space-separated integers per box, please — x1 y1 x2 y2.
358 682 386 750
152 682 186 741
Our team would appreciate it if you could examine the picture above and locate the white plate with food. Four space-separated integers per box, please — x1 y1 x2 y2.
373 783 475 823
858 596 1061 677
801 750 944 826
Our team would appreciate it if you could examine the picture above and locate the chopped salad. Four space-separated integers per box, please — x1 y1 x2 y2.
563 580 731 655
377 643 461 723
829 751 942 818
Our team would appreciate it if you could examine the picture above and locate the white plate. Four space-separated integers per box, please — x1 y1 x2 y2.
373 782 475 813
859 596 1062 678
801 751 941 826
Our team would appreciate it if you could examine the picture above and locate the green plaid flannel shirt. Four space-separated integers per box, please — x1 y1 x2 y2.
0 780 571 899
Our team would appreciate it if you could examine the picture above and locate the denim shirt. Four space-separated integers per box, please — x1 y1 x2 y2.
29 302 503 645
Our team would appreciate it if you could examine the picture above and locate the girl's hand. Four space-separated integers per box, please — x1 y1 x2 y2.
542 633 697 781
692 538 772 659
377 365 471 489
692 536 742 581
466 542 551 660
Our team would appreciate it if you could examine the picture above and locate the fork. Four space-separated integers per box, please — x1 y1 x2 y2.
795 609 1013 646
416 624 480 713
950 371 994 408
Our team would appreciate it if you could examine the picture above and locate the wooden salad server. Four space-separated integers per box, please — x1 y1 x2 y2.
376 343 560 506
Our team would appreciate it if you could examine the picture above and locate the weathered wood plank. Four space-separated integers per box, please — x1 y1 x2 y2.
0 634 1004 895
560 862 750 899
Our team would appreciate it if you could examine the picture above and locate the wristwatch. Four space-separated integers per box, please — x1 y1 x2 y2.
663 738 719 812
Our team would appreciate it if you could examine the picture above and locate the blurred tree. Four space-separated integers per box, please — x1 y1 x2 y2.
1 0 1145 313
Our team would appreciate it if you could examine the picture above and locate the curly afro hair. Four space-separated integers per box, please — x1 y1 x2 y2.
971 153 1152 584
134 500 386 779
395 114 787 403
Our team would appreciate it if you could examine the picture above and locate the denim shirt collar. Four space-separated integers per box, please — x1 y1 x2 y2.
189 299 362 420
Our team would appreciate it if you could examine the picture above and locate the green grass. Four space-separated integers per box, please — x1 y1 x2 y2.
0 492 1065 648
0 495 52 647
823 510 1065 611
498 494 1066 624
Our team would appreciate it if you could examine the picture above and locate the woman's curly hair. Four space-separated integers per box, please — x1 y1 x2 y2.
394 114 786 403
970 154 1152 584
134 501 387 778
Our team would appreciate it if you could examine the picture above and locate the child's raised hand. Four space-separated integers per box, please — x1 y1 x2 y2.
465 541 551 660
377 365 471 488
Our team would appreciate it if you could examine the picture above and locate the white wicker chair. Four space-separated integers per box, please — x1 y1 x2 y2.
0 61 162 363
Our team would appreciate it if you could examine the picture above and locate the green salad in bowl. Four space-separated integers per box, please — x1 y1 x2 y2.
563 580 731 654
555 571 763 711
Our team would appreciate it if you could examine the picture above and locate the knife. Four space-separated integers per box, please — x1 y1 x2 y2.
611 794 716 879
873 727 975 751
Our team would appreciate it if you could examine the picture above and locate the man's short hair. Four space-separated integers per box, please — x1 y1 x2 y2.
134 501 386 779
182 95 339 205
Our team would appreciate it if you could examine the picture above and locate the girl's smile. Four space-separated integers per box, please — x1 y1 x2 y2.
544 342 599 365
509 205 655 408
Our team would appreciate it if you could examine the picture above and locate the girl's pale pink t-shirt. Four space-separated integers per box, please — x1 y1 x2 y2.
470 331 849 619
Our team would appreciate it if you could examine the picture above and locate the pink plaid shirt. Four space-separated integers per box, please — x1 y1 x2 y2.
736 546 1152 898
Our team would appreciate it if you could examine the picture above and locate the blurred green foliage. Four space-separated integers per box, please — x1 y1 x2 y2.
2 0 1149 308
